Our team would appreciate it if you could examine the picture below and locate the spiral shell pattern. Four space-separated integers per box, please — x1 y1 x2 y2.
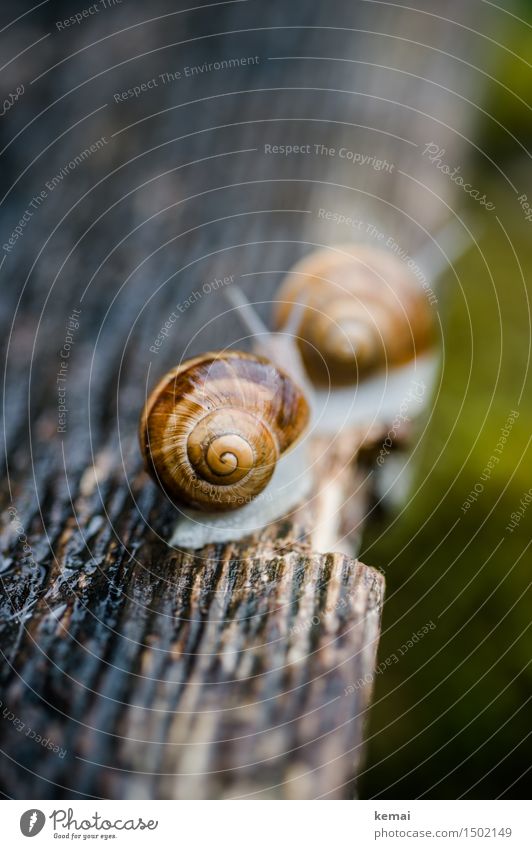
139 352 310 512
274 244 434 384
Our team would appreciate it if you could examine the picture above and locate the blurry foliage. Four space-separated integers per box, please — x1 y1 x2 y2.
361 4 532 797
361 180 532 798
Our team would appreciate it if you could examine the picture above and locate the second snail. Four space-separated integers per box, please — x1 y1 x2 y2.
274 243 435 385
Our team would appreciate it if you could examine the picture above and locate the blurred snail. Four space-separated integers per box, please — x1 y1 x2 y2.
139 350 310 514
273 244 435 386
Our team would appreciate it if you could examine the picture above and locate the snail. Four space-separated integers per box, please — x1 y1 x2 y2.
141 219 473 543
267 221 475 502
139 350 310 515
273 243 435 386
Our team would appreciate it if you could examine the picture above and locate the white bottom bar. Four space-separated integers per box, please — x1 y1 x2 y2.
3 799 529 848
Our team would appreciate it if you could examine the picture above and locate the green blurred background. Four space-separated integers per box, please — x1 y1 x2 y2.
361 5 532 799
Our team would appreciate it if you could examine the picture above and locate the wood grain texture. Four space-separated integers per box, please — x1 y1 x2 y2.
1 534 384 800
0 421 384 799
0 0 492 798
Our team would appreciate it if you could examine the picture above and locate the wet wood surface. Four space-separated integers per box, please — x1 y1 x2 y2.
0 0 490 798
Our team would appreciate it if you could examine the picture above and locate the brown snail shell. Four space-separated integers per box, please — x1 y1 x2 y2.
274 244 434 385
139 351 310 512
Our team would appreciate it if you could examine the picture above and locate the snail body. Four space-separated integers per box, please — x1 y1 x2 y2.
139 351 310 513
274 244 434 385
